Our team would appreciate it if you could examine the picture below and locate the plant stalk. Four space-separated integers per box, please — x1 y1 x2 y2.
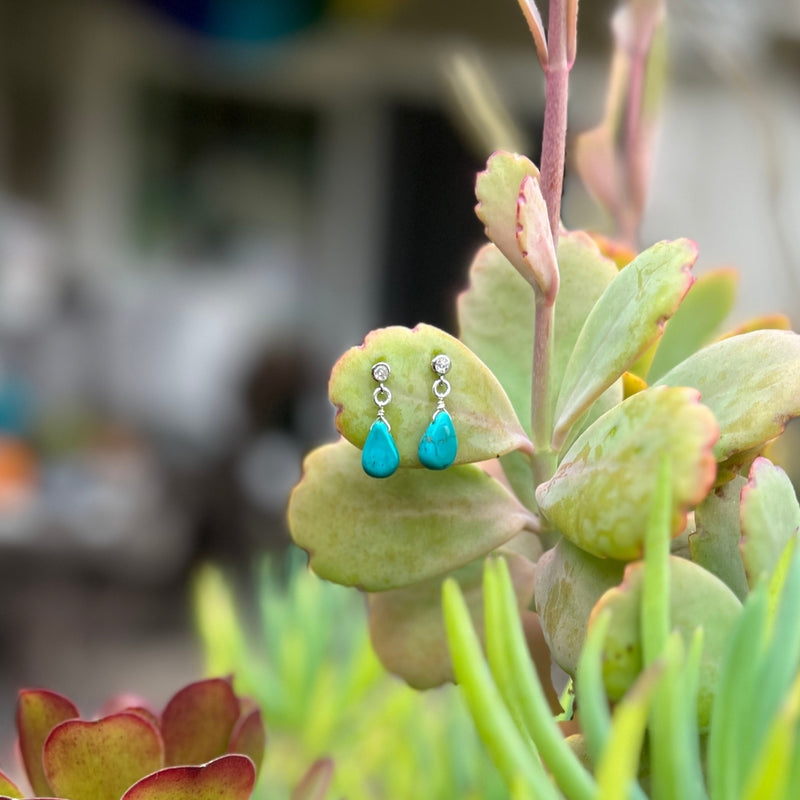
540 0 571 249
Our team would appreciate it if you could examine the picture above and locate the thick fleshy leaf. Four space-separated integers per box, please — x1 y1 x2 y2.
458 233 618 438
591 556 742 728
553 238 697 447
227 709 265 776
289 439 535 591
291 759 334 800
161 678 240 767
647 268 738 382
120 755 255 800
474 151 540 279
690 476 749 601
740 457 800 588
43 713 163 800
534 538 625 676
537 387 718 560
330 324 530 466
17 689 80 797
654 330 800 462
0 771 21 798
368 552 535 688
516 175 558 299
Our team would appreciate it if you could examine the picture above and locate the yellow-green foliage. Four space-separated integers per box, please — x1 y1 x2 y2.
193 551 506 800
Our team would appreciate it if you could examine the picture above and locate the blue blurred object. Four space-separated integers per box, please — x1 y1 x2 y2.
137 0 326 41
0 373 32 437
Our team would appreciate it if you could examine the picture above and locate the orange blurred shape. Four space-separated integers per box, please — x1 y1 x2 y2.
0 436 37 510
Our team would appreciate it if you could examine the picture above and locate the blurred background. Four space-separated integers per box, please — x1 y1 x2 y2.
0 0 799 766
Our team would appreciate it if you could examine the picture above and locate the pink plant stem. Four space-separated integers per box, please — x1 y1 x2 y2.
540 0 570 250
531 0 571 460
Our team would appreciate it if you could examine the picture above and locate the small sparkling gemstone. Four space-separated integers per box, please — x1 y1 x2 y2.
372 361 391 382
431 354 451 376
418 409 457 470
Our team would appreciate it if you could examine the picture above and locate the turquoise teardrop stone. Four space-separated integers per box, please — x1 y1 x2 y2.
362 419 400 478
418 410 458 470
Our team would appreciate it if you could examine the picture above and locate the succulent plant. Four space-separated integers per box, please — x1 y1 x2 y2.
0 678 264 800
286 0 800 771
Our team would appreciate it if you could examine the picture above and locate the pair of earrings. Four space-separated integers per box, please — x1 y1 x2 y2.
361 355 458 478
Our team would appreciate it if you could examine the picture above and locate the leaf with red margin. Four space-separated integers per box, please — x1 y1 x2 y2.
740 457 800 589
17 689 79 796
227 709 265 775
120 755 255 800
161 678 240 767
537 387 718 560
291 759 334 800
43 713 163 800
0 769 22 798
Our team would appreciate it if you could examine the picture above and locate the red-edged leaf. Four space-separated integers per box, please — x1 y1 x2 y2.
17 689 80 796
120 755 255 800
160 678 240 767
43 713 164 800
227 709 265 775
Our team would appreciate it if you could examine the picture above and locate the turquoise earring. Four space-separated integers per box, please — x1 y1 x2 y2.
418 354 458 470
362 361 400 478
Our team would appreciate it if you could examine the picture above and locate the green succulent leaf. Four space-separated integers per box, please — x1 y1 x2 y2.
647 268 738 382
534 538 625 676
367 552 535 689
553 238 697 448
654 330 800 462
16 689 80 797
0 770 21 798
120 755 255 800
330 324 531 466
474 151 540 280
458 233 618 441
740 457 800 589
161 678 240 767
690 475 749 601
227 708 265 775
591 556 742 729
291 759 335 800
289 439 536 591
43 713 164 800
536 386 718 560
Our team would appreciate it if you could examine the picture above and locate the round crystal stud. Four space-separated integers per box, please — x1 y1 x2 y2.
371 361 391 382
431 354 451 376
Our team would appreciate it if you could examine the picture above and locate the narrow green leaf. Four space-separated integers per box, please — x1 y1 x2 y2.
647 268 738 382
654 330 800 463
649 632 708 800
489 558 596 800
707 586 769 799
553 238 697 447
441 578 559 799
740 457 800 589
690 476 749 601
368 552 535 689
289 440 535 591
0 770 21 799
595 664 661 800
576 611 613 767
537 387 718 560
741 672 800 800
330 323 532 467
